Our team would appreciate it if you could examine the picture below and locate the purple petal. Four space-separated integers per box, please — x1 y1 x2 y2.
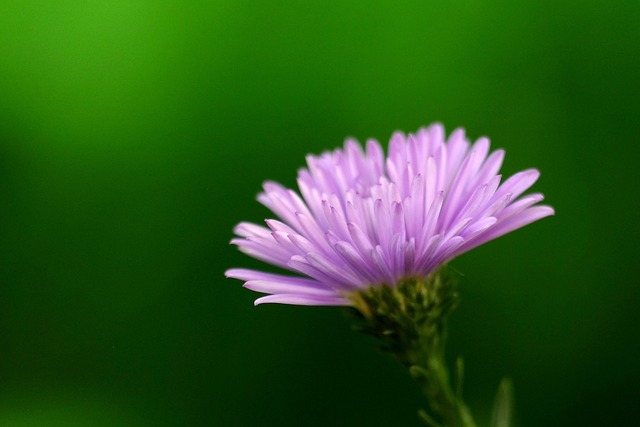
228 123 554 306
226 268 334 296
254 294 350 306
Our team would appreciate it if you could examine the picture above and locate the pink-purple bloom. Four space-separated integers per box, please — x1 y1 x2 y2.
226 124 553 306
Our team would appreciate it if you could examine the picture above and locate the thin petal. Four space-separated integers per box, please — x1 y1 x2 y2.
463 206 555 251
254 294 349 306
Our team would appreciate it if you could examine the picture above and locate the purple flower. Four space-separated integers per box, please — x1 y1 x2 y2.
226 124 554 306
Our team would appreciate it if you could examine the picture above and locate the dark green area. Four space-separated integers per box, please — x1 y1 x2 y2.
0 1 638 426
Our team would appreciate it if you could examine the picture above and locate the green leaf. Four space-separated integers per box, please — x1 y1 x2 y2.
491 378 514 427
418 409 443 427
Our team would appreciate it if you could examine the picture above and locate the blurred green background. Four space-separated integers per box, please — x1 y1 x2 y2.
0 1 638 426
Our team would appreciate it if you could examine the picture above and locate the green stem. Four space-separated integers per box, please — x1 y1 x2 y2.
410 353 476 427
348 267 477 427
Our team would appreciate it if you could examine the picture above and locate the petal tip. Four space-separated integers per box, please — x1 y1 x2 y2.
542 206 555 216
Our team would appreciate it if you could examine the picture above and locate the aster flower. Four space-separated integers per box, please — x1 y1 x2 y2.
226 123 553 427
226 124 553 306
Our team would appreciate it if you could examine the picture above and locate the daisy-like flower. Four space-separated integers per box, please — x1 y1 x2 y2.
226 124 553 306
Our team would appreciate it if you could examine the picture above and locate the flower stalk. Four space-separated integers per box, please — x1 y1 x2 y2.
348 267 476 427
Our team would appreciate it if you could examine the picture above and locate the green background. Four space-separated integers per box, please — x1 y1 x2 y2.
1 1 638 426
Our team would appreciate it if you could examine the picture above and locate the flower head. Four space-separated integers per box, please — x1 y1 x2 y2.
226 124 553 306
